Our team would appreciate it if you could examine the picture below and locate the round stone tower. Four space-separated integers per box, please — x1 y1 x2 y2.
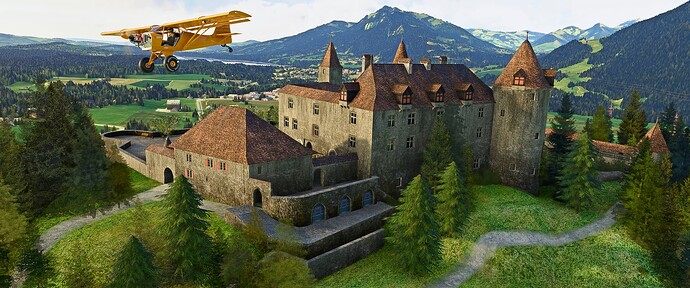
489 39 553 194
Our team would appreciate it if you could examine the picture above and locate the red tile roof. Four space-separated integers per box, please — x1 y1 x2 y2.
170 106 313 164
393 40 409 64
319 42 342 69
146 144 174 158
545 128 637 156
279 63 494 111
495 40 552 89
641 123 669 153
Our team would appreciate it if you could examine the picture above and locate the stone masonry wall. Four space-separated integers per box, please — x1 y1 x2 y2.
265 177 379 227
490 87 550 194
144 150 176 183
307 229 386 279
248 155 313 196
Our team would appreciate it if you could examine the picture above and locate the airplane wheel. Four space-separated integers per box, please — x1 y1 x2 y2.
139 57 155 73
164 56 179 72
227 46 233 53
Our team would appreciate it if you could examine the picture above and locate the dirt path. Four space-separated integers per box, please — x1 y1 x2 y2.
37 184 231 253
428 203 620 288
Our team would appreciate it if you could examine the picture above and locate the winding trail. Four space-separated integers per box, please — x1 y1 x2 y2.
37 184 231 253
428 203 621 288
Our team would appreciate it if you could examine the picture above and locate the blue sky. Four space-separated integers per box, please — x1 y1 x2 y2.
0 0 686 42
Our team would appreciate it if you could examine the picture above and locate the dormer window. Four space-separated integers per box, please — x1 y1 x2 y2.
340 82 360 103
428 84 445 103
402 91 412 104
513 69 527 86
393 84 413 106
465 90 473 100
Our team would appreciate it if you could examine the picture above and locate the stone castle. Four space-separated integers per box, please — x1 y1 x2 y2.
103 38 555 277
279 39 555 194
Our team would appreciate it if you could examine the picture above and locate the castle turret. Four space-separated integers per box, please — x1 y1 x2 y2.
317 41 343 85
489 39 553 194
392 40 409 64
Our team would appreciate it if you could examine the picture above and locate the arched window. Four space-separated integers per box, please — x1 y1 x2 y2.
363 190 374 207
339 196 351 214
312 204 325 223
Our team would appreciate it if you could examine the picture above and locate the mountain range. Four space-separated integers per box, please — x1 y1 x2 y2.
541 1 689 119
469 20 637 53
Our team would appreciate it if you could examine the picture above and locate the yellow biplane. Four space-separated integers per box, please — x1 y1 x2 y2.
101 10 250 73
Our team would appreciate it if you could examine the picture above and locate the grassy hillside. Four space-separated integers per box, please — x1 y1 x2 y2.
88 98 195 128
317 182 637 287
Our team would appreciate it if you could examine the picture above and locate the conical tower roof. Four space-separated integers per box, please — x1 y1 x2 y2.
319 41 342 69
494 40 551 89
641 122 669 154
393 40 409 64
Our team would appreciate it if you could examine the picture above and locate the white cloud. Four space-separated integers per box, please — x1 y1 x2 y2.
0 0 685 43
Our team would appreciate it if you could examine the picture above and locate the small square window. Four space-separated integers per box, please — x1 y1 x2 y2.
207 158 214 168
387 115 396 127
350 112 357 124
186 154 192 162
313 103 320 115
465 90 473 100
340 91 348 101
478 107 484 118
258 166 262 174
473 158 480 169
535 132 539 139
312 124 319 136
396 177 404 188
500 109 505 117
437 110 444 117
387 139 395 151
532 168 537 176
407 113 416 125
513 76 525 86
510 163 517 171
288 99 294 108
283 116 289 127
220 162 226 171
406 136 415 148
349 136 356 148
435 92 444 102
476 127 483 138
292 118 298 130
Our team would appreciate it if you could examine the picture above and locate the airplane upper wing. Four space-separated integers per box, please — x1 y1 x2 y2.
161 10 251 30
101 10 250 38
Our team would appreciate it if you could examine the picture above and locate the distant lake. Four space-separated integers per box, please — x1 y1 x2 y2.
177 56 280 67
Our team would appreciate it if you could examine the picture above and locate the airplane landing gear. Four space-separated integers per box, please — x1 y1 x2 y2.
221 44 233 53
139 57 155 73
164 56 179 72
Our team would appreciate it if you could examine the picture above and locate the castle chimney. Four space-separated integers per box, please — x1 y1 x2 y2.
400 58 413 74
361 54 373 73
439 56 448 64
420 58 431 70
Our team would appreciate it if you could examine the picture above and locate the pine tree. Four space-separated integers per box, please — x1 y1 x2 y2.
436 162 471 236
558 132 598 211
659 102 677 138
70 104 111 196
669 116 690 182
624 139 669 244
0 122 24 190
618 90 647 146
159 176 212 283
548 94 576 156
110 236 159 288
0 182 27 281
421 118 452 191
21 81 75 214
590 105 614 142
385 175 441 275
547 94 576 196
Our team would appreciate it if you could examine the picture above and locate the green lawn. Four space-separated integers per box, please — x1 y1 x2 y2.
463 226 663 287
317 182 622 287
33 168 160 236
588 39 603 53
89 98 195 127
7 81 36 92
124 74 211 81
129 80 171 88
554 58 593 96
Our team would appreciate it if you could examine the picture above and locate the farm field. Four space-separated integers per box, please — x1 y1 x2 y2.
89 98 195 128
